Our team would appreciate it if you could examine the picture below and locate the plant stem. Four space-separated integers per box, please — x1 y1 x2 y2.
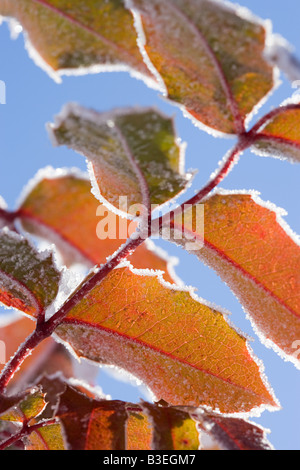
0 129 257 395
155 134 252 231
0 209 18 232
0 419 57 451
0 234 145 394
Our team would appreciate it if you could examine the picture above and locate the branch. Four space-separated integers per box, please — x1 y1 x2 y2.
0 234 145 394
249 104 300 135
0 209 19 232
154 134 252 232
0 418 57 451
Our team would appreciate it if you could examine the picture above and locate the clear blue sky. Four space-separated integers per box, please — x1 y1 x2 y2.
0 0 299 450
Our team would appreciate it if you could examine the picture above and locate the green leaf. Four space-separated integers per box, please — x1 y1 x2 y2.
0 229 61 316
49 105 190 216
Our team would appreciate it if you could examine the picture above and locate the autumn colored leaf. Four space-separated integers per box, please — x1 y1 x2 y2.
126 407 152 450
41 380 127 450
141 402 199 450
0 388 46 423
164 192 300 366
0 0 152 82
24 376 199 450
19 172 177 283
252 104 300 163
56 266 278 414
0 317 70 391
49 105 190 215
25 422 66 450
128 0 274 135
196 411 273 450
0 229 61 317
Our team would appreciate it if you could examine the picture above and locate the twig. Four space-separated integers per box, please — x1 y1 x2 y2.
0 418 57 451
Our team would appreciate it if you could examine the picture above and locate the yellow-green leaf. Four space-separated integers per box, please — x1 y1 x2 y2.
0 389 46 423
0 0 152 82
141 402 199 450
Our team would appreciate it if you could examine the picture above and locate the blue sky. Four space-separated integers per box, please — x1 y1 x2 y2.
0 0 299 450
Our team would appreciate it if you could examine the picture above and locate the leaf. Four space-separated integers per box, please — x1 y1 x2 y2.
196 411 273 450
128 0 274 135
49 382 128 450
0 389 46 423
141 402 199 450
25 423 66 450
164 192 300 366
49 105 190 214
19 172 177 283
252 104 300 163
0 229 61 316
0 0 152 82
126 407 152 450
0 317 68 390
56 266 278 414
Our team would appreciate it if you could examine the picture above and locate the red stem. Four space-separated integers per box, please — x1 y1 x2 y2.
0 129 258 395
0 209 18 232
249 103 300 135
0 235 145 394
155 134 252 231
0 418 57 451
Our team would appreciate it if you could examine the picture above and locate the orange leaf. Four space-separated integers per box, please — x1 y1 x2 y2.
129 0 274 135
56 266 278 414
0 317 68 390
19 172 177 283
50 382 127 450
252 104 300 163
126 407 152 450
165 192 300 366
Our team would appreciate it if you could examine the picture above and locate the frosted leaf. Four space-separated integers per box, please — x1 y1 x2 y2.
164 190 300 367
0 228 61 317
0 0 156 86
55 265 278 415
48 104 191 218
127 0 275 135
18 171 178 284
251 102 300 163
